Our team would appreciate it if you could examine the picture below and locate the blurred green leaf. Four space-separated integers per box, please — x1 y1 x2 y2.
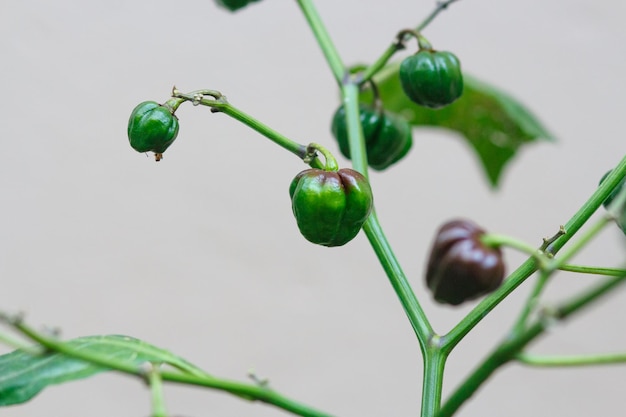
362 63 554 187
0 335 207 406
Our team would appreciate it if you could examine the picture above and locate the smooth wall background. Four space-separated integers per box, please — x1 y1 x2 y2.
1 1 626 416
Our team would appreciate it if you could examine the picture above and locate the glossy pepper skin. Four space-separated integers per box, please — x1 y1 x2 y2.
215 0 260 11
331 105 413 171
289 168 373 247
399 49 463 109
128 101 179 159
425 219 505 306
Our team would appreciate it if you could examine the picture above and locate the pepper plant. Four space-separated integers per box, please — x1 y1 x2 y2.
1 1 626 417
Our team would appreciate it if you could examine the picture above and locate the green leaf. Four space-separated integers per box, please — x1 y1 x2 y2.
362 63 554 187
0 335 208 406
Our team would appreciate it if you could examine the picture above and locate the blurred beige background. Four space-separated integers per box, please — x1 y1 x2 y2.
2 1 626 416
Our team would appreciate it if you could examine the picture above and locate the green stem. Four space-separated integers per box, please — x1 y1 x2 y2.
0 330 42 354
510 271 549 333
442 154 626 352
342 60 438 415
517 352 626 367
547 216 611 272
421 343 448 417
341 82 369 176
441 259 537 353
416 0 462 32
172 89 324 170
359 43 402 87
438 323 542 417
145 364 168 417
511 216 612 332
295 0 345 85
480 233 549 268
4 318 338 417
306 143 338 171
363 212 434 350
341 77 433 346
558 264 626 277
438 272 626 417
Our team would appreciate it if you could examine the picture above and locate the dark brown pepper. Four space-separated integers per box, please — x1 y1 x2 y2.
425 219 505 306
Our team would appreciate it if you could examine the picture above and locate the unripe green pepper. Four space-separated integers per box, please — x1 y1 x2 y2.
331 105 412 171
127 101 179 161
425 219 505 306
289 168 373 247
215 0 260 11
399 49 463 109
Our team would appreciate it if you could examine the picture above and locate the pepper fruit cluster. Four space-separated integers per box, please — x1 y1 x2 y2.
289 168 373 247
128 101 180 161
331 105 412 171
425 219 505 305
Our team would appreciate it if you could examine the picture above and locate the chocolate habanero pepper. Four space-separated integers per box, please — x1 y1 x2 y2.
425 219 505 306
289 168 373 247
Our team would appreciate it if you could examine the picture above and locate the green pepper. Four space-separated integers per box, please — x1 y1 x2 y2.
289 168 373 247
127 101 179 161
399 49 463 109
215 0 261 11
331 105 412 171
425 219 505 306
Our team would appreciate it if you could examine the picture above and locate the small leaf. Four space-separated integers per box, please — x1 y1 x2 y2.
0 335 208 406
362 63 554 187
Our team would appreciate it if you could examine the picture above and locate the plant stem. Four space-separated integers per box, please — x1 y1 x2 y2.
549 216 611 271
480 233 549 268
341 80 433 347
558 264 626 277
172 89 324 169
511 215 611 332
3 317 338 417
510 271 549 333
416 0 463 32
438 323 542 417
363 212 434 348
517 352 626 367
145 364 168 417
442 154 626 352
441 259 537 352
438 272 626 417
341 82 369 176
295 0 345 85
421 343 448 417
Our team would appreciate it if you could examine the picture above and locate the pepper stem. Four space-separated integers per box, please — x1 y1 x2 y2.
305 143 338 172
364 79 384 118
395 29 432 52
162 96 186 114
